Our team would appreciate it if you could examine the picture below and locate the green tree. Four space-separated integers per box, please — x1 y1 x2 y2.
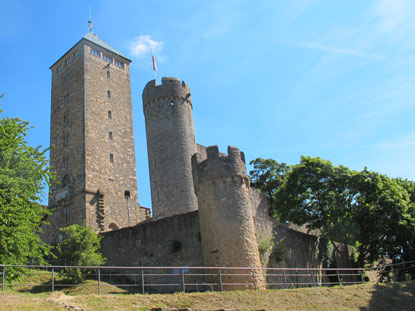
0 99 53 279
274 157 360 246
249 158 290 206
57 223 106 283
352 171 415 264
250 156 415 266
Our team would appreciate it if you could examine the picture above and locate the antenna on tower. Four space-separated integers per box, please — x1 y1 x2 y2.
88 5 93 33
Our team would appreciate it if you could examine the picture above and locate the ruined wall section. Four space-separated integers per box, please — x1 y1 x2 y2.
192 145 265 289
143 77 198 220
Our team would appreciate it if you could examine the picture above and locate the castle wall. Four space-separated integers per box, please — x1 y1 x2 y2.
101 211 203 267
250 188 321 269
100 206 329 291
142 77 198 220
101 211 204 292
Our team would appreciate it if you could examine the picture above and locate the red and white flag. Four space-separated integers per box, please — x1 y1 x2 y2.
152 48 157 72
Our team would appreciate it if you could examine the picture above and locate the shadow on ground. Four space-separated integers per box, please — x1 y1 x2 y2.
360 281 415 311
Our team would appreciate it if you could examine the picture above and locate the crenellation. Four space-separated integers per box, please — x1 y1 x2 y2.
192 145 250 190
143 77 192 110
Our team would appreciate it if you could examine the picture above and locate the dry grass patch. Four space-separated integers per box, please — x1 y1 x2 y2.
0 280 414 311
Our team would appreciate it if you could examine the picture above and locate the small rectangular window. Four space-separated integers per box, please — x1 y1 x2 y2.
64 112 70 124
109 131 113 140
63 134 69 146
107 71 110 78
63 157 69 167
107 90 111 98
114 60 124 68
109 154 114 163
64 94 70 104
103 55 113 63
90 49 100 58
64 206 68 223
108 111 112 119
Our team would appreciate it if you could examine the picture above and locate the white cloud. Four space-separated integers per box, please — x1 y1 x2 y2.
295 41 384 60
129 35 164 60
374 0 415 37
300 41 363 55
375 0 412 30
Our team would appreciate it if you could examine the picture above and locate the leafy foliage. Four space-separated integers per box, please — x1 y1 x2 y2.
258 234 286 266
57 223 106 283
250 156 415 266
0 99 53 279
249 158 290 206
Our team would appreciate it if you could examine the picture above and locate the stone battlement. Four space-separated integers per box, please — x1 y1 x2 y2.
192 145 248 186
142 77 192 109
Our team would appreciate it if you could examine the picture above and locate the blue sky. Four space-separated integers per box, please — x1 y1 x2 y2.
1 0 415 210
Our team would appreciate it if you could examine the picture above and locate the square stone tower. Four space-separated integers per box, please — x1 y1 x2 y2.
44 33 146 243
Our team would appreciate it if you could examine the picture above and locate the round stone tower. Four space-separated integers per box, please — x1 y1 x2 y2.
192 145 265 290
142 77 198 219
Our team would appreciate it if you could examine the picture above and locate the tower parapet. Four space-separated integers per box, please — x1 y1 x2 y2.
192 145 248 189
192 145 265 290
143 77 198 220
143 77 192 111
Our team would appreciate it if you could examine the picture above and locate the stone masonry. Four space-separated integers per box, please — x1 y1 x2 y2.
143 78 198 220
43 33 147 244
192 145 266 290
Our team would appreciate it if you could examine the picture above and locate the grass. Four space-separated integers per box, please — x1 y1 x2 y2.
0 272 414 310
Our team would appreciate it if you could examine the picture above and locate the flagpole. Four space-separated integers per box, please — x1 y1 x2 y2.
152 48 157 83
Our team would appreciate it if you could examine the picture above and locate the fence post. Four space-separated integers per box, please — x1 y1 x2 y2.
52 268 55 292
360 270 364 283
141 269 145 294
98 269 101 294
180 268 185 293
252 270 257 290
336 270 341 286
390 266 397 282
296 270 299 288
311 271 316 287
2 266 5 291
218 269 223 292
283 271 288 289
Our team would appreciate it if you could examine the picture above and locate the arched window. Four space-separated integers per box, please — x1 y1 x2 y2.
109 223 120 231
62 175 71 187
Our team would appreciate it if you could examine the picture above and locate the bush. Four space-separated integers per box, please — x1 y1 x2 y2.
57 224 106 283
